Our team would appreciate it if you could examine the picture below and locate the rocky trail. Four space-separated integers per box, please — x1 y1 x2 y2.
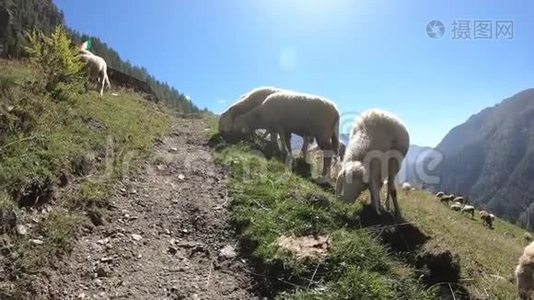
37 117 256 299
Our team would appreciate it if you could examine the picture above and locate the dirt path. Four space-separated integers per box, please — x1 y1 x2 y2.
39 117 255 299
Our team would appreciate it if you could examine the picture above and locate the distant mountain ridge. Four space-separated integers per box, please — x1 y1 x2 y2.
431 89 534 229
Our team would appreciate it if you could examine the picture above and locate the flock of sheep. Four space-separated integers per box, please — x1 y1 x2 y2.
434 192 494 226
218 86 534 299
219 87 409 219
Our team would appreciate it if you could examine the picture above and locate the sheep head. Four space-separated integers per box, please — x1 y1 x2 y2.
335 161 367 202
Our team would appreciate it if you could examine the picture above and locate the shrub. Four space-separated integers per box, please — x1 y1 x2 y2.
25 26 85 100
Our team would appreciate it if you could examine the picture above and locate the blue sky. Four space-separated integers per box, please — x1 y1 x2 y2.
54 0 534 147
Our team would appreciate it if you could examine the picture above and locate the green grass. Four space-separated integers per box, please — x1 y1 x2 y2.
401 190 526 299
215 144 436 299
0 59 170 288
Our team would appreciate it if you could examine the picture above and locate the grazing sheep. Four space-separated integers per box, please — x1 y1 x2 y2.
335 109 409 218
453 196 466 204
79 49 110 97
221 87 316 160
233 91 340 178
401 182 412 192
450 203 462 211
219 87 281 135
479 210 494 228
460 205 475 218
440 194 454 204
436 191 445 198
515 241 534 299
525 232 533 243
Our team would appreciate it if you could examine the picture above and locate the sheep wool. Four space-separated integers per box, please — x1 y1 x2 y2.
233 91 340 177
336 109 409 218
80 49 110 96
516 241 534 299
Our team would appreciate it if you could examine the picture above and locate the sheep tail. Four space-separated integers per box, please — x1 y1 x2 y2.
331 115 340 158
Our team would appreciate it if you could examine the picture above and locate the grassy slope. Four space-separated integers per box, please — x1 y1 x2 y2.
213 131 528 299
401 190 526 299
0 59 170 292
215 144 435 299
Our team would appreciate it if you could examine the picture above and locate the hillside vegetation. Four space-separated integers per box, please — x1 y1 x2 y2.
0 55 170 295
212 133 530 299
0 0 204 113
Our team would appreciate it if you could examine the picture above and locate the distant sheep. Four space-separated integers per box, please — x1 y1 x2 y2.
460 205 475 218
436 191 445 198
525 232 533 243
233 91 340 177
79 49 110 97
453 196 466 205
440 194 454 204
515 241 534 299
450 203 462 211
479 210 494 229
336 109 409 218
401 182 412 192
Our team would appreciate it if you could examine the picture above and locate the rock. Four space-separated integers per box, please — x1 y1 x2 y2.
77 292 86 299
95 265 111 277
131 234 143 241
97 238 109 245
219 245 237 259
168 246 178 255
100 256 113 263
176 241 197 249
30 239 44 245
163 229 171 235
178 174 185 180
15 224 28 236
169 147 178 152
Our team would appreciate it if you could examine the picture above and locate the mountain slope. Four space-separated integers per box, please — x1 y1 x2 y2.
0 0 204 113
397 145 434 186
432 89 534 228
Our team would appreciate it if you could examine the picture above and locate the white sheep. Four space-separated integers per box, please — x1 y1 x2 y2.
460 205 475 218
450 203 462 211
440 194 454 204
220 87 315 159
435 191 445 198
335 109 409 218
233 91 340 178
515 241 534 299
401 182 412 192
79 49 111 96
453 196 466 204
525 232 533 243
479 210 494 228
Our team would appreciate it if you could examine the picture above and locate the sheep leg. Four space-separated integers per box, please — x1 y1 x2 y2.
105 73 111 90
385 182 391 211
317 137 333 178
268 131 279 152
369 179 383 216
99 72 105 96
279 130 293 167
300 136 309 161
387 177 401 219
